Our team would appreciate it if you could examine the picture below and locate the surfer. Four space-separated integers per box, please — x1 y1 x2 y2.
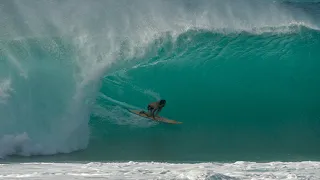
139 100 166 119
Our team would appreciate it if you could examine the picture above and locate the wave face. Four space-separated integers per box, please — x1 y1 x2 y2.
0 0 320 161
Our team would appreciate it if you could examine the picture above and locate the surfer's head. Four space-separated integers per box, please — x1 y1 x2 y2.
159 99 166 106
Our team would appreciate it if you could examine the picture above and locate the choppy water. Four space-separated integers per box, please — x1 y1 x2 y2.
1 161 320 180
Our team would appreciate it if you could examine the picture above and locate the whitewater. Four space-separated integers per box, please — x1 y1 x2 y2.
0 161 319 180
1 0 320 179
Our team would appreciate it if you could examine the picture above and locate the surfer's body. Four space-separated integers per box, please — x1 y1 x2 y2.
140 100 166 119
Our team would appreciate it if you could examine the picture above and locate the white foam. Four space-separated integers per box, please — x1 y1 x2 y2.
0 79 14 104
0 161 319 180
0 133 43 158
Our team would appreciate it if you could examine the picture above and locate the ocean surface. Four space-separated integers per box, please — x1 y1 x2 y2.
1 0 320 179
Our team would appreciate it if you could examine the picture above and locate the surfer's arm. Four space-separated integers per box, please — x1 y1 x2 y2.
152 108 161 119
150 108 156 119
155 108 162 117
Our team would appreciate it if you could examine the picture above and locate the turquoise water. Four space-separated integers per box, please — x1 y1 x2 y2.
0 0 320 162
89 28 320 162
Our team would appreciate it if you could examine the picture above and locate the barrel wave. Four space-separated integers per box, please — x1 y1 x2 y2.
0 0 320 161
92 27 320 161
